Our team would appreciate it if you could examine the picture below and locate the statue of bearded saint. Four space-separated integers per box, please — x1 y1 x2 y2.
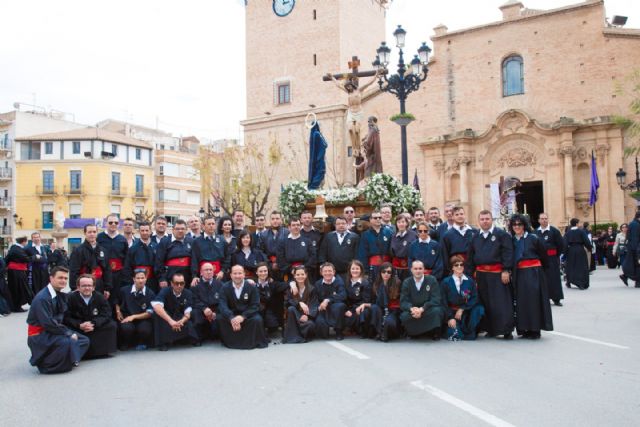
326 71 379 158
353 116 383 186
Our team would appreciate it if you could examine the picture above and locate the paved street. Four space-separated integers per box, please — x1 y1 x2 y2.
1 266 638 427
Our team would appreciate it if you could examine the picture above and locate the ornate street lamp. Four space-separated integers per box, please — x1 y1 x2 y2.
198 207 206 222
616 157 640 191
375 26 431 184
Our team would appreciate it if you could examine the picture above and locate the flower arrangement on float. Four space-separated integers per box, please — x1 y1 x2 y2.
279 173 422 218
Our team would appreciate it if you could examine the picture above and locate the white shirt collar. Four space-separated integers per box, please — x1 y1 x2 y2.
570 226 578 230
454 224 471 234
453 274 468 291
414 275 425 287
538 225 551 232
396 230 407 238
204 232 215 240
47 284 57 299
419 237 431 243
130 285 147 295
171 235 184 243
288 234 301 240
323 277 336 285
481 225 495 237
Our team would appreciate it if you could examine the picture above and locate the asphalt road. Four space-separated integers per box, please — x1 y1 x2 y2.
1 266 638 427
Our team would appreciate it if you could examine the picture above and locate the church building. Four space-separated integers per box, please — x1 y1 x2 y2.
242 0 640 226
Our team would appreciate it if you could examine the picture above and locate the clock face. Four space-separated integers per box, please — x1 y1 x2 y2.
273 0 295 17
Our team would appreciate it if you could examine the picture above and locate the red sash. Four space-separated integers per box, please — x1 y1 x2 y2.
109 258 123 271
392 257 408 269
8 261 27 271
80 265 103 279
388 299 400 310
476 263 503 273
166 257 190 267
244 269 256 278
199 260 222 274
424 268 433 275
134 265 153 278
547 249 558 256
449 304 460 312
517 259 542 269
369 255 391 266
28 324 44 336
268 255 277 263
291 262 303 267
607 242 615 246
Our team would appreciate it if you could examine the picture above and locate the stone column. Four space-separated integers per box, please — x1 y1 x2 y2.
458 156 472 209
559 143 575 219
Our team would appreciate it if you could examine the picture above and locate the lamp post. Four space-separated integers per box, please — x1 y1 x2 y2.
198 207 206 222
374 25 431 184
616 157 640 192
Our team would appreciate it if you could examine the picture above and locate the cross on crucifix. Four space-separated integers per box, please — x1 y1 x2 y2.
322 56 380 81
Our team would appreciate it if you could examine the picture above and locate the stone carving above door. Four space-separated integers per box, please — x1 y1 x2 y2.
496 147 537 168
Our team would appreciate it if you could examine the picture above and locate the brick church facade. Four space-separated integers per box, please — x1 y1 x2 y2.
242 0 640 226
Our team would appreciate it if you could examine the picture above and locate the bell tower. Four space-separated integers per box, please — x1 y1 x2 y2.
244 0 387 120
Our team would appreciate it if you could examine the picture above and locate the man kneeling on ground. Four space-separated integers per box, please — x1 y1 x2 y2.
400 260 445 340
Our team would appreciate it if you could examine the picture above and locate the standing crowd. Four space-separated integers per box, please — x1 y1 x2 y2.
2 205 634 374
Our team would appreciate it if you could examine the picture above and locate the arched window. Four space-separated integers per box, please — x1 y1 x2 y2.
502 55 524 96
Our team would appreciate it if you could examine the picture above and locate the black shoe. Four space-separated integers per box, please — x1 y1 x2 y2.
158 345 169 351
553 300 563 307
635 284 640 288
528 331 541 339
565 282 571 289
118 346 128 352
503 333 514 340
336 331 344 341
431 334 441 341
192 340 202 347
620 274 629 287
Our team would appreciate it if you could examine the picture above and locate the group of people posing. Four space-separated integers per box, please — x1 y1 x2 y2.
15 205 609 374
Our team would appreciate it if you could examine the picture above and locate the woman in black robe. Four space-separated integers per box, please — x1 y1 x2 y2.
509 214 553 339
564 218 593 290
282 266 318 343
344 260 374 338
370 262 403 341
232 231 267 280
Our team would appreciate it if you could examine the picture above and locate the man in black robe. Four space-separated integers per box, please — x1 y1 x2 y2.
277 216 317 280
314 263 347 340
122 221 157 292
116 269 156 350
6 236 34 312
318 216 360 284
26 232 51 295
191 262 223 343
64 274 117 358
69 224 112 297
441 206 476 276
217 265 268 349
151 272 199 351
98 214 129 300
27 266 90 373
48 241 69 269
564 218 593 290
467 210 514 339
400 260 445 339
621 211 640 287
535 213 566 305
155 220 193 289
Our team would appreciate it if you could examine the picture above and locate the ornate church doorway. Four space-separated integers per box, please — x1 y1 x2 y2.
516 180 544 228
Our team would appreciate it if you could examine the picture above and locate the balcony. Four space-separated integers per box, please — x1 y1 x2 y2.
0 139 11 152
36 185 58 197
64 185 85 197
0 167 12 180
0 197 11 210
0 225 11 235
133 189 150 199
109 187 128 198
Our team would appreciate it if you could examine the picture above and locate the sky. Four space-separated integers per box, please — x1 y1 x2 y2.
1 0 638 141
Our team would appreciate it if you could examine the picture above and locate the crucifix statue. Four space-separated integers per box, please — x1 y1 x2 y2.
324 56 380 159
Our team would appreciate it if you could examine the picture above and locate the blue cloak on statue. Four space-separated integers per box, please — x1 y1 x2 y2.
308 122 328 190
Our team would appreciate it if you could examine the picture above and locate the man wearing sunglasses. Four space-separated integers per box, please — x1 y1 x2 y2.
343 206 358 234
408 222 443 280
97 214 129 301
358 210 393 278
467 210 514 339
400 260 445 340
151 272 198 351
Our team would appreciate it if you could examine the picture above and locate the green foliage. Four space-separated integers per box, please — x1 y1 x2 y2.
363 173 422 215
613 69 640 157
593 222 619 233
390 112 415 122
